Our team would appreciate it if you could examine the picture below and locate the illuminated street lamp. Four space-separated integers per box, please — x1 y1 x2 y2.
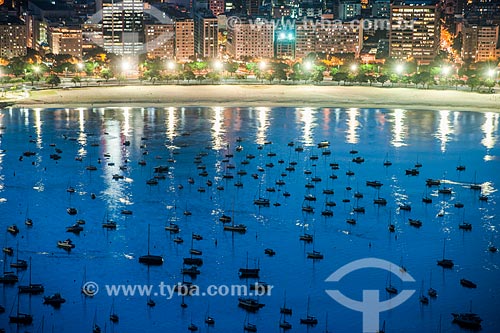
395 64 404 75
213 60 223 71
259 61 267 71
441 66 451 76
304 61 313 71
487 69 496 79
121 60 131 73
33 65 40 74
167 60 176 71
350 64 358 72
77 63 84 71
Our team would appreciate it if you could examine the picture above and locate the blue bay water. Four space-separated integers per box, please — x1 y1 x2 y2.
0 107 498 332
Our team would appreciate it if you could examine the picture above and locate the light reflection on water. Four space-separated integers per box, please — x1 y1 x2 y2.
0 107 498 333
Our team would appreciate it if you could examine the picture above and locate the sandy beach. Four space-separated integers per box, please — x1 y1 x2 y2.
10 84 500 112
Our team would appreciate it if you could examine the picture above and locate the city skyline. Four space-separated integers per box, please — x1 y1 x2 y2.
0 0 498 64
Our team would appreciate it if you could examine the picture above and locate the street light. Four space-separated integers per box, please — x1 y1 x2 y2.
488 69 496 78
304 61 313 71
350 64 357 72
396 64 404 75
259 61 267 71
33 66 40 74
213 60 223 71
121 60 131 72
77 63 84 71
167 60 176 70
441 66 450 76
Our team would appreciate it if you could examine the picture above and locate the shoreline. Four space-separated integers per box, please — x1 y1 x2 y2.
8 84 500 112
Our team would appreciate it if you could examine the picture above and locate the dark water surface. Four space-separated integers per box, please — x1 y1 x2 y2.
0 107 498 332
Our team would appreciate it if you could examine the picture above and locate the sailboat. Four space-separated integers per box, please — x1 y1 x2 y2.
452 301 482 329
92 310 101 333
383 152 392 166
377 320 386 333
184 234 204 266
307 234 323 259
239 253 260 278
24 205 33 227
299 222 313 242
109 298 119 323
1 250 19 284
279 313 292 330
204 304 215 325
428 270 437 297
385 269 397 295
437 239 454 268
422 187 432 203
253 181 270 207
102 212 117 229
388 212 395 232
188 315 198 332
10 242 27 270
81 267 95 297
469 172 482 190
238 296 265 312
280 291 292 315
139 224 163 265
324 312 330 333
243 313 257 332
300 296 318 325
18 257 44 294
9 292 33 324
419 280 429 304
223 206 247 233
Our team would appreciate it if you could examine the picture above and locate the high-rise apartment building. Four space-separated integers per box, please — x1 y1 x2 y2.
461 22 499 62
226 17 274 59
175 18 195 61
48 25 83 57
194 9 218 58
102 0 144 56
0 16 27 58
372 0 390 17
145 23 175 59
389 1 440 65
275 25 295 59
209 0 224 16
295 20 362 59
337 0 361 20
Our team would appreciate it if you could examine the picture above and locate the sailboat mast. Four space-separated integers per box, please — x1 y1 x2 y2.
442 239 446 259
147 224 151 255
29 256 32 284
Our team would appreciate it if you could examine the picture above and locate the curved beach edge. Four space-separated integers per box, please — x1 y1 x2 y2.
9 84 500 113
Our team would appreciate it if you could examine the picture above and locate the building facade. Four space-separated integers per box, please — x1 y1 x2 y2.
295 20 362 59
226 18 274 59
461 22 499 62
145 23 175 59
338 0 361 20
194 10 218 58
48 25 83 57
175 18 194 61
209 0 225 16
0 17 27 58
102 0 144 56
389 2 440 65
